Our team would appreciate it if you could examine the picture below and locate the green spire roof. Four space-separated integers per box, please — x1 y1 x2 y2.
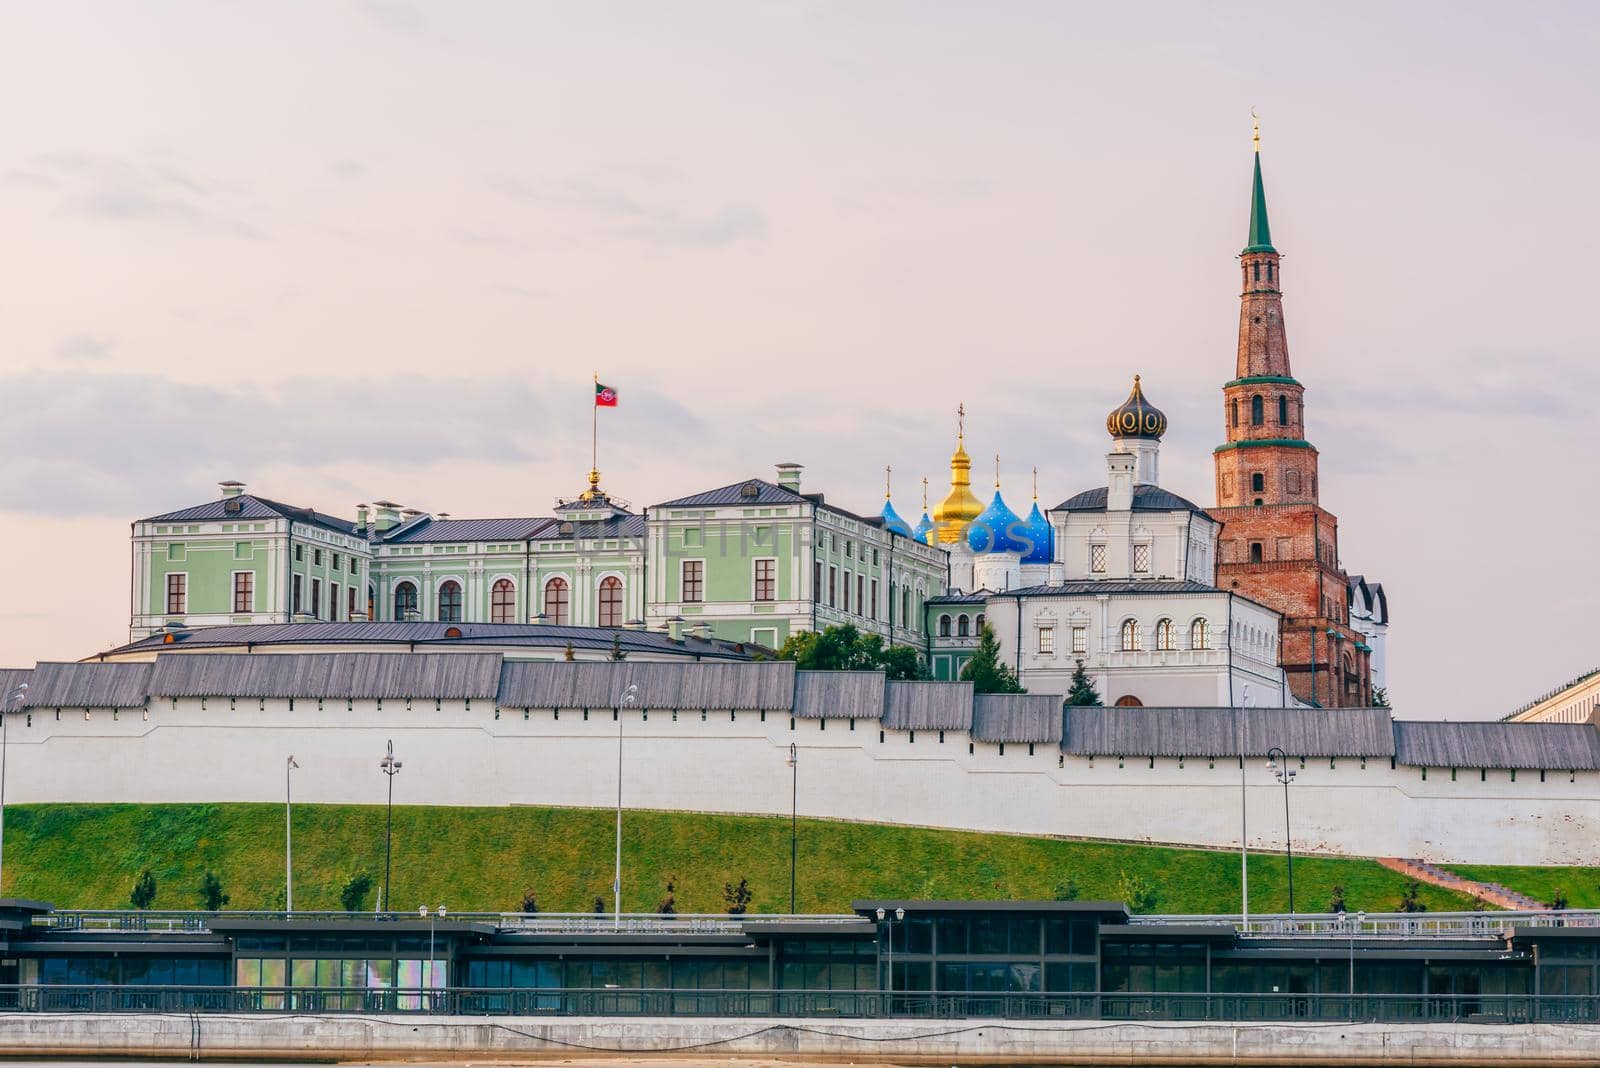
1243 151 1275 254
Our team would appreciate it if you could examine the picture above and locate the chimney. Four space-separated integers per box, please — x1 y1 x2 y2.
1106 452 1135 514
355 504 370 534
688 621 713 641
665 615 686 642
373 501 401 532
219 480 246 499
775 463 803 492
624 618 647 631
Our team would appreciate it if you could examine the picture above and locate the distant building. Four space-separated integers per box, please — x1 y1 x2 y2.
1506 668 1600 724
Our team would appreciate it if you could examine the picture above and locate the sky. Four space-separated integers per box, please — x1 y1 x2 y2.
1 1 1596 719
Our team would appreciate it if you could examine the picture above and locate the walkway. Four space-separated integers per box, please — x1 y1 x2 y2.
1379 857 1547 911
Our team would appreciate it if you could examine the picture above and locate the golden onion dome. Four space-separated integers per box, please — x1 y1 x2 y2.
1106 374 1168 440
932 406 984 544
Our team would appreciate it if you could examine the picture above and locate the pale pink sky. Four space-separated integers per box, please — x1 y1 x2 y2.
2 2 1596 719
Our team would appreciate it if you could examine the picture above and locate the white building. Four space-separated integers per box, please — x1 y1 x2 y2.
1347 575 1391 695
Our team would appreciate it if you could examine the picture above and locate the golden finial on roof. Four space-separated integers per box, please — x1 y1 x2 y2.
921 477 929 510
1251 107 1261 153
957 402 966 441
884 465 892 501
994 453 1001 490
933 404 983 543
1032 466 1038 502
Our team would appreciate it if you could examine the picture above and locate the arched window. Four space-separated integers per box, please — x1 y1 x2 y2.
1120 618 1141 651
1114 694 1144 707
543 577 569 626
1251 472 1265 493
938 615 951 638
367 583 376 621
1251 395 1264 426
437 580 463 623
490 578 516 624
903 590 911 629
1190 618 1210 650
1230 398 1239 427
597 576 623 628
975 613 985 632
1250 542 1264 564
1154 618 1176 651
393 581 417 620
957 614 970 637
1278 395 1289 425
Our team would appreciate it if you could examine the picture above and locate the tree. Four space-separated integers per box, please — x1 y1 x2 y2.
563 642 575 662
959 624 1024 694
1065 660 1101 706
518 887 540 914
1328 884 1347 914
197 870 230 911
777 624 926 679
339 870 374 913
876 644 926 681
657 876 678 916
1396 879 1428 913
722 877 754 915
1053 878 1080 902
1115 869 1159 913
1549 888 1570 910
129 870 158 910
592 895 607 915
610 634 628 661
1371 686 1390 709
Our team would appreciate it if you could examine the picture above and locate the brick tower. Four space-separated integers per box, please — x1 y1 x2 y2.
1209 127 1372 707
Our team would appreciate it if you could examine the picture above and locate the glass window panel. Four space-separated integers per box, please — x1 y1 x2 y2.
937 962 967 992
722 961 748 990
829 962 854 990
643 962 670 989
292 959 316 988
904 918 934 954
367 959 394 988
970 916 1006 955
236 959 261 987
896 962 932 991
1072 920 1097 955
398 959 423 989
1009 917 1040 955
779 962 805 989
1045 918 1071 956
1008 963 1042 992
803 962 826 989
936 916 968 956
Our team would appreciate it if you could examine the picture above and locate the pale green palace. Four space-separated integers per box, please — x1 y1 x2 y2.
130 466 949 651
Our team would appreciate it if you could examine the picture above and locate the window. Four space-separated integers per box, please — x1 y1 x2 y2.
1190 618 1210 649
828 566 837 607
295 545 303 562
1038 626 1054 654
845 540 853 558
292 574 303 614
681 560 704 603
597 576 623 627
436 580 462 622
1133 543 1151 573
166 573 187 614
857 575 865 617
813 561 822 601
1090 543 1107 574
314 548 323 566
331 552 341 571
869 578 878 620
1072 626 1087 654
349 585 358 620
1249 542 1263 564
939 614 952 637
957 614 970 637
1251 472 1265 493
903 589 910 628
393 581 417 620
543 577 569 625
1251 395 1264 425
232 572 253 613
1278 395 1288 425
330 582 340 620
491 578 516 623
311 578 322 618
1230 398 1239 427
754 559 776 601
1120 618 1141 651
842 570 851 613
1155 618 1175 650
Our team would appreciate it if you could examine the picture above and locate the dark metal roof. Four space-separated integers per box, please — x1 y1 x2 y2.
792 671 887 719
1051 485 1209 516
654 479 809 509
386 517 554 543
11 662 153 709
535 514 646 540
100 622 759 661
993 580 1219 598
972 694 1063 744
148 653 503 700
1062 706 1396 759
1393 721 1600 770
927 592 988 605
496 661 795 710
882 680 973 731
141 494 357 536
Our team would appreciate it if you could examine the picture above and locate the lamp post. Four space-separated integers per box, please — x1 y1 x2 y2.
379 740 402 912
0 683 27 893
419 904 446 1009
1340 909 1366 1019
875 906 905 1012
1236 684 1252 927
285 755 299 914
614 684 637 926
1265 746 1297 915
787 743 799 914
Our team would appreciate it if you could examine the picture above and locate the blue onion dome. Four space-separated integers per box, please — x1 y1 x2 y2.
1020 501 1054 564
912 511 935 545
967 491 1029 554
1106 374 1168 440
880 498 913 537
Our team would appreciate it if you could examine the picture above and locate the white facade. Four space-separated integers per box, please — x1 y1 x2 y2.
1508 669 1600 725
3 698 1593 866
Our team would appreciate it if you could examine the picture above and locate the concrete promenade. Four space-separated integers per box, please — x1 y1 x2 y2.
4 1013 1600 1064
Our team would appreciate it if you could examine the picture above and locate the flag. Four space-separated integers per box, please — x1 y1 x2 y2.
595 383 619 407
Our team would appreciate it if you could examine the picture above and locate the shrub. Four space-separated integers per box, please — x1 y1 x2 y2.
1053 878 1080 902
518 887 539 914
1396 879 1428 913
197 870 230 911
723 877 753 915
1115 870 1159 913
657 877 677 916
129 870 157 910
1327 884 1347 913
339 870 375 913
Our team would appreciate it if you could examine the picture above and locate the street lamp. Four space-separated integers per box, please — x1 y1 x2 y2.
379 740 402 912
787 743 799 914
875 906 905 1011
1265 746 1297 915
285 755 300 914
614 684 638 925
1236 684 1253 927
1339 909 1366 1019
0 683 27 893
419 904 447 1008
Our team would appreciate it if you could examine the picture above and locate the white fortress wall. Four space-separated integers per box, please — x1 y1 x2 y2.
4 697 1597 867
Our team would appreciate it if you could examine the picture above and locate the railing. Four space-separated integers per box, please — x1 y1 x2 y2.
35 910 865 935
0 985 1596 1023
1135 910 1600 939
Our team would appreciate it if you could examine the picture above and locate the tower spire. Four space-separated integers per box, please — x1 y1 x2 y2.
1244 111 1275 254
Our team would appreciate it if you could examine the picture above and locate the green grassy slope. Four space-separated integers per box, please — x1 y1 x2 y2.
1445 866 1600 909
2 803 1477 915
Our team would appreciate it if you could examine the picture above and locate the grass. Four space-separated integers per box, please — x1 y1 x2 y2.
1445 866 1600 909
1 802 1479 915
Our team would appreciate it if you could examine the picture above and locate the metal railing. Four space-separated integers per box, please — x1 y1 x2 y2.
1135 910 1600 939
0 985 1596 1023
35 910 865 935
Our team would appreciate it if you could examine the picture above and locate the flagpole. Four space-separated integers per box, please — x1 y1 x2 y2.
592 371 599 482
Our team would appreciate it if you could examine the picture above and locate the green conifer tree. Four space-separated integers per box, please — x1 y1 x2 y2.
1065 659 1102 706
959 623 1024 694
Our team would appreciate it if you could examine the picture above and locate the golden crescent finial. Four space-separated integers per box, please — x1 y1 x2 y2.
1251 108 1261 153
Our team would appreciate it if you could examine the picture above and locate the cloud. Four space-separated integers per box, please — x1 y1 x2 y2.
12 152 266 240
361 0 424 32
53 332 116 362
489 174 767 248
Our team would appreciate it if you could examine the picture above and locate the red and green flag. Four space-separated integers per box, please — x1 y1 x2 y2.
595 382 619 407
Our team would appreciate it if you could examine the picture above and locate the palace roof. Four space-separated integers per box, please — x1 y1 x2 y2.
140 494 358 536
1052 485 1209 516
